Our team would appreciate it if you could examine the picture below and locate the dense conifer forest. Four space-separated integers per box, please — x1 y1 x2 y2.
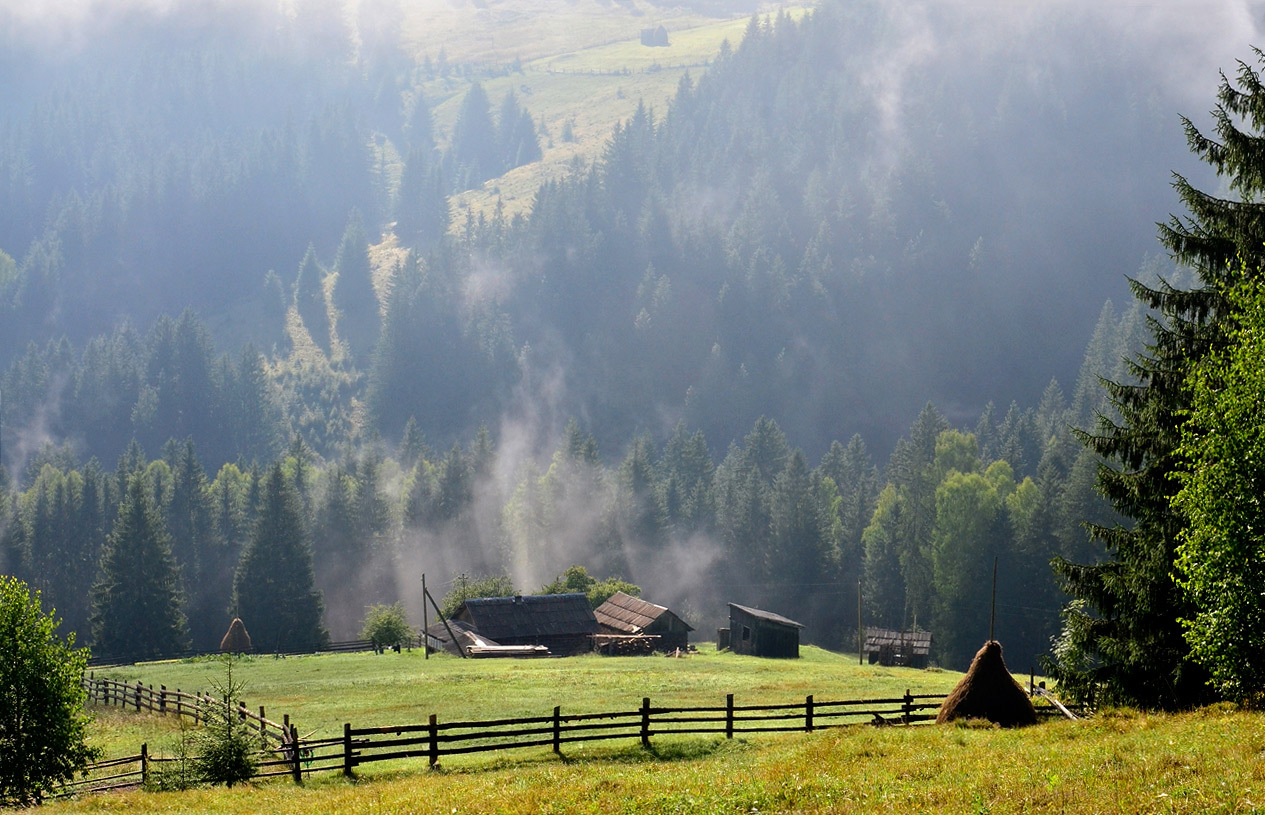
0 0 1250 675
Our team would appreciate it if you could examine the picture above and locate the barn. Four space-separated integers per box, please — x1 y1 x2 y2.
453 593 599 656
863 627 932 668
727 603 804 658
593 591 693 652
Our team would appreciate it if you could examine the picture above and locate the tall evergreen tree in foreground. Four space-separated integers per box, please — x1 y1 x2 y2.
233 463 327 653
90 473 189 661
1051 51 1265 708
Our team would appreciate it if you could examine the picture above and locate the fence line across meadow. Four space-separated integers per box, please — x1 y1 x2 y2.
71 679 1084 797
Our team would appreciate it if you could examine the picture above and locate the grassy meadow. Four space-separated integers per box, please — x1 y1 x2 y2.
48 646 1265 814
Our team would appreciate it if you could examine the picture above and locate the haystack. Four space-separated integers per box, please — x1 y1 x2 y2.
936 640 1037 727
220 617 253 654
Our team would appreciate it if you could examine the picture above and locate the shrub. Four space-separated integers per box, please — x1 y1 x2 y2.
361 602 414 648
0 576 101 805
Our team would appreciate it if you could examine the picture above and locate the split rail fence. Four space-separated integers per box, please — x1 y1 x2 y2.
71 680 1084 796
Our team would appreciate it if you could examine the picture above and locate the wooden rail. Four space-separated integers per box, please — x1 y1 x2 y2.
340 689 946 773
82 676 290 749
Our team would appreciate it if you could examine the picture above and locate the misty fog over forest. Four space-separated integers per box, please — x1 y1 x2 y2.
0 0 1258 671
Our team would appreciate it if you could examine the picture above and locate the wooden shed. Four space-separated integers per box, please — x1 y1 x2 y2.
727 603 804 658
864 627 932 668
594 591 693 652
453 594 599 656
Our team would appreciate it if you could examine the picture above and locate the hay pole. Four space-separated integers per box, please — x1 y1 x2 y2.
989 556 998 642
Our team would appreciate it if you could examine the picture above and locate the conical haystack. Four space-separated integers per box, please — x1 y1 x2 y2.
220 617 253 654
936 640 1037 727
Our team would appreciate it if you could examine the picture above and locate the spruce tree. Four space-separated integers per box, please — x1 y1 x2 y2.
232 464 327 653
331 210 379 362
90 473 190 661
1051 52 1265 708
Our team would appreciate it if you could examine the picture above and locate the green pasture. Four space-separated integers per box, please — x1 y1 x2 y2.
86 644 960 755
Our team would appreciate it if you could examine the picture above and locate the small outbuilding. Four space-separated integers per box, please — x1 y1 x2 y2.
864 627 932 668
594 591 693 652
453 593 599 656
727 603 804 658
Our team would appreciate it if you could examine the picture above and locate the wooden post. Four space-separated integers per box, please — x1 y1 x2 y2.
422 573 428 661
159 685 167 715
428 714 439 767
552 706 561 754
902 689 912 725
343 722 354 777
640 697 651 749
290 724 302 784
805 695 814 733
259 706 268 747
140 743 148 787
725 693 734 739
135 681 142 712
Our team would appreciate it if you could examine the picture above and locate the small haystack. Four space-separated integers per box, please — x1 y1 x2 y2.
220 617 253 654
936 640 1037 727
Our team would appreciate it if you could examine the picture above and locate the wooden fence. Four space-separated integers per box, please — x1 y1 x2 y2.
83 675 291 749
70 681 1085 797
339 690 949 773
86 636 418 668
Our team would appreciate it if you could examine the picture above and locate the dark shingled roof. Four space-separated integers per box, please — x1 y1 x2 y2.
456 594 598 641
728 603 804 629
864 627 932 656
594 591 694 634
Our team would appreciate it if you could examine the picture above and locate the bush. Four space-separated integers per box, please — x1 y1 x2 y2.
361 602 414 648
0 576 101 806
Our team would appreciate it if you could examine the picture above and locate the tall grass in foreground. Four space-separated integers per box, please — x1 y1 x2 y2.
45 707 1265 814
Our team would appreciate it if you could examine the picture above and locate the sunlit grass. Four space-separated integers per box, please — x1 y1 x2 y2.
48 700 1265 814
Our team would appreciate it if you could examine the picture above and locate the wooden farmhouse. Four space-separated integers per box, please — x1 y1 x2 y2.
863 627 932 668
593 591 693 652
727 603 804 658
453 593 599 656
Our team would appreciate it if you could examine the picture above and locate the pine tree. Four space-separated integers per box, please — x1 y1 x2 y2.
293 244 330 356
90 473 190 661
450 83 499 186
331 210 379 362
232 464 327 653
1051 52 1265 708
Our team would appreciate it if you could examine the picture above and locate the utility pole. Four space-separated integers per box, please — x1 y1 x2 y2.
422 573 428 660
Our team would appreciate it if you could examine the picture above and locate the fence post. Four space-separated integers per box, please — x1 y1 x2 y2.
552 706 561 754
726 693 734 739
135 682 142 712
159 685 167 715
290 724 302 784
902 689 912 725
428 714 439 768
806 695 814 733
140 743 148 788
343 723 354 776
640 697 651 749
259 706 269 748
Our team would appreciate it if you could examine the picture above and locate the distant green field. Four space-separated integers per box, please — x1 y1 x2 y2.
412 5 811 224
